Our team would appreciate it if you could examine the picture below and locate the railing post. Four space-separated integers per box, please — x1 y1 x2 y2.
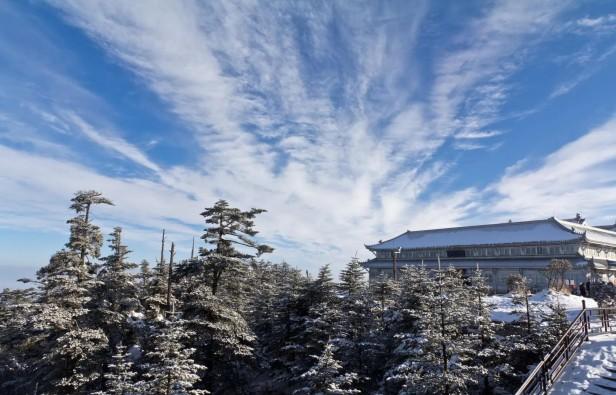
582 300 589 340
541 363 548 394
564 333 570 360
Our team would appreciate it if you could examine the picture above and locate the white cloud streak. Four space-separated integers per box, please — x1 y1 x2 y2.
63 112 161 172
489 117 616 223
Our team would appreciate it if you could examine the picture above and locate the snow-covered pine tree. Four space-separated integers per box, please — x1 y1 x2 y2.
338 258 366 297
19 191 114 393
31 248 108 391
66 190 113 268
143 317 206 395
298 265 342 370
336 258 382 392
180 282 254 394
536 301 569 355
101 343 142 394
96 227 141 349
199 200 273 295
0 287 38 392
467 267 509 393
369 273 400 333
507 274 534 334
247 260 278 359
254 262 311 392
138 259 153 304
384 266 482 394
145 230 172 321
380 265 430 393
499 274 545 390
294 342 360 395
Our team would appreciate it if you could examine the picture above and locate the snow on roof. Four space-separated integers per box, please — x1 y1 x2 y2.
596 224 616 231
555 218 616 247
367 218 586 250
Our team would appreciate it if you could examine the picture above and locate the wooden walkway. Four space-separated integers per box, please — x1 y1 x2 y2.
516 305 616 395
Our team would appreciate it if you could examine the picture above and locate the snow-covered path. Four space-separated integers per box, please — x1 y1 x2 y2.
486 290 597 323
549 333 616 394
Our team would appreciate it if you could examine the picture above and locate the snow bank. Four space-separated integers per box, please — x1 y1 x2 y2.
486 290 598 323
549 333 616 394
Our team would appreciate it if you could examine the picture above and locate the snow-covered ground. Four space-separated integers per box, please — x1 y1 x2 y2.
486 290 598 323
549 333 616 394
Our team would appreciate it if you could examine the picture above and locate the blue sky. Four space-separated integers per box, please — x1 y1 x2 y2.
2 0 616 287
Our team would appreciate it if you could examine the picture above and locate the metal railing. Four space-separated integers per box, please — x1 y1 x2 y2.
515 302 616 395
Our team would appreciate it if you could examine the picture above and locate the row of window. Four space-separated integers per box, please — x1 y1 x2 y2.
375 243 580 260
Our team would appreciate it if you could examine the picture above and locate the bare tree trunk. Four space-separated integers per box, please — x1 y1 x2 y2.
159 229 166 266
190 236 195 260
80 202 91 265
525 291 532 334
167 242 175 316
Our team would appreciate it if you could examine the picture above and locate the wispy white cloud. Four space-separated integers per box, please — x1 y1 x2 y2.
576 14 616 30
434 1 569 130
62 112 160 172
488 117 616 223
455 130 503 139
453 142 487 151
549 42 616 99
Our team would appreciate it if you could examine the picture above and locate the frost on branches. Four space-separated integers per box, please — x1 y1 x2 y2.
143 318 206 395
294 342 360 395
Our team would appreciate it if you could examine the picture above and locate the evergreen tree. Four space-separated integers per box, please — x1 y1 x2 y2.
336 259 382 392
468 268 508 393
507 274 534 334
97 227 140 348
181 283 254 394
338 258 366 297
101 343 142 394
253 263 311 392
0 287 38 393
138 259 153 304
144 318 206 395
299 266 341 369
31 250 108 393
370 273 400 333
294 342 360 395
145 231 172 321
66 190 113 267
199 200 273 295
21 191 113 393
383 266 481 394
536 301 569 355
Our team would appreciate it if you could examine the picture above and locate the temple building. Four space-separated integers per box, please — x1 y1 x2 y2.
363 216 616 293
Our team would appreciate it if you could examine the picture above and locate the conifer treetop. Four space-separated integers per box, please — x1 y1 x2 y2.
200 199 273 259
69 190 114 213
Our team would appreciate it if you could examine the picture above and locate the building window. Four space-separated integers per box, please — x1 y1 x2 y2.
446 249 466 258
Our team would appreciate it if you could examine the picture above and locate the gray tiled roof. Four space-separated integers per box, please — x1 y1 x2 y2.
366 217 616 250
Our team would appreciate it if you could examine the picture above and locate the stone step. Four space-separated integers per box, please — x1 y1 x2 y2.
600 376 616 383
593 382 616 392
